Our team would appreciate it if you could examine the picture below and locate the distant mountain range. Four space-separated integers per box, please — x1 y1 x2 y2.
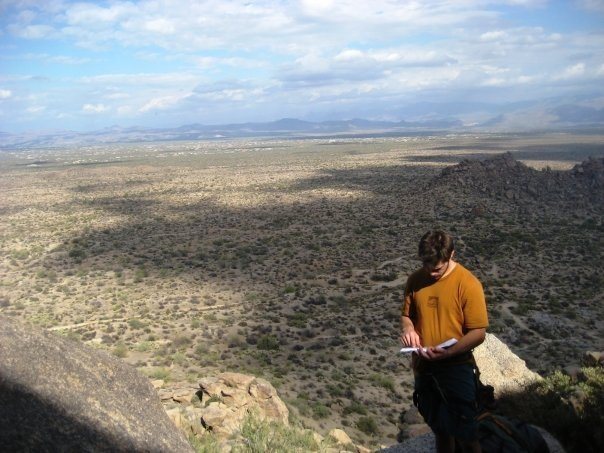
0 118 465 150
1 101 603 149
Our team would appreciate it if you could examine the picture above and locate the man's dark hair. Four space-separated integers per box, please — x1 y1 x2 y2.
418 230 455 266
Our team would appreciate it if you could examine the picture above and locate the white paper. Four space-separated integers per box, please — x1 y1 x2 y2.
399 338 458 354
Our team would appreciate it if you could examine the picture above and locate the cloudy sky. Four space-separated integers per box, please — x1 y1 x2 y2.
1 0 603 132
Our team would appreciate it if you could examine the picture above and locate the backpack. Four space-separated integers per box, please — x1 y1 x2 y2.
473 412 550 453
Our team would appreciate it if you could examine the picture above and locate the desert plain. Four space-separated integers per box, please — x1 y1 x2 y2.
1 131 603 447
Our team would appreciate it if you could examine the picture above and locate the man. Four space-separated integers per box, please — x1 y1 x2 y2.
400 230 488 453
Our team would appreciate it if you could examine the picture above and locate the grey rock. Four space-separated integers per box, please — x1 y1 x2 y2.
0 316 194 453
402 406 423 425
474 333 542 397
582 351 602 367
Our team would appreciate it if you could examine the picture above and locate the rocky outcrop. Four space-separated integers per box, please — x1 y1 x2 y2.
159 372 289 439
437 152 604 205
166 372 289 438
0 316 194 452
159 372 369 452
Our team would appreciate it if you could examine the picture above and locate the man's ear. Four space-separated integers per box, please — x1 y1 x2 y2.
450 250 456 260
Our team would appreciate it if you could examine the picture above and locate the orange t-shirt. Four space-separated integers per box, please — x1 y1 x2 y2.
402 263 488 348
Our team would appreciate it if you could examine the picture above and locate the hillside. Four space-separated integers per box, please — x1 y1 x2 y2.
0 132 602 447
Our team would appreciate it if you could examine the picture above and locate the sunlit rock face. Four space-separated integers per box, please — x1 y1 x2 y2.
474 332 542 397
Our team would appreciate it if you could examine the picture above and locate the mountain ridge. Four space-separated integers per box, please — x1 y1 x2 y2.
2 101 604 149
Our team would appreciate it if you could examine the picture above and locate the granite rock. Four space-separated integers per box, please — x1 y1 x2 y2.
0 316 193 452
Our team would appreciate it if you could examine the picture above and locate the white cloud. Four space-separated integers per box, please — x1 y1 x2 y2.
299 0 336 16
334 49 364 62
144 18 176 35
18 53 91 64
481 74 538 87
0 89 12 99
81 73 198 86
504 0 548 6
26 105 46 113
65 2 135 26
139 94 190 113
106 92 131 100
194 56 262 69
82 103 109 113
0 1 497 53
49 55 91 65
16 9 37 23
480 31 507 42
8 24 55 39
556 62 586 80
117 105 134 116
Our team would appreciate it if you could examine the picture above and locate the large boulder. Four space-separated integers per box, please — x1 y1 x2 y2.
474 333 542 396
0 316 193 452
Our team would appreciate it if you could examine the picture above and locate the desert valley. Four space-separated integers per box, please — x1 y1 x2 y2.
1 131 603 447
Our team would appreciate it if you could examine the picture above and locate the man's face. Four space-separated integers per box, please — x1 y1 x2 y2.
423 259 450 281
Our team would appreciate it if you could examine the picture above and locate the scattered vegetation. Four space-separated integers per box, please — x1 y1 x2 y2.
356 416 378 436
232 411 319 452
498 366 604 452
1 134 602 447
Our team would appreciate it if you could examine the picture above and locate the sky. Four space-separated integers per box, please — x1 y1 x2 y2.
1 0 603 133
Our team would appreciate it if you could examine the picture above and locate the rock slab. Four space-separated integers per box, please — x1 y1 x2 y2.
474 333 542 396
0 316 193 452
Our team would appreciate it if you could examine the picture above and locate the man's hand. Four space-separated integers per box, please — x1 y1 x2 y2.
400 329 421 348
418 346 450 361
400 316 422 348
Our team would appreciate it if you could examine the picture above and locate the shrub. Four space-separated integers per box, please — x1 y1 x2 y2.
148 367 171 381
172 352 187 366
135 341 153 352
134 267 147 282
370 373 395 393
227 334 246 348
343 401 367 415
257 334 280 351
327 383 345 398
112 342 128 358
233 411 318 452
172 334 192 349
289 398 311 417
68 248 86 260
356 416 378 435
128 319 146 329
188 432 221 453
286 312 308 328
497 367 604 452
311 403 330 419
370 271 398 282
